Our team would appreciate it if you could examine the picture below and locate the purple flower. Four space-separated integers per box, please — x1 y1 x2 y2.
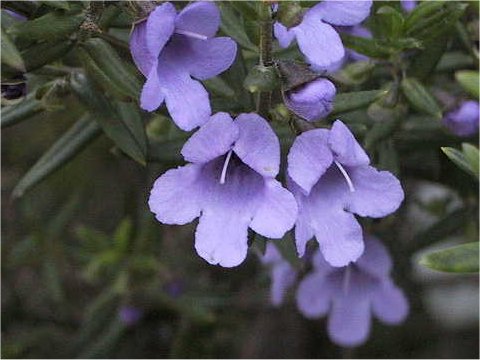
442 100 479 137
261 243 297 306
401 0 417 12
284 78 336 122
296 236 409 347
148 113 298 267
287 120 404 266
274 1 372 71
130 2 237 131
119 306 143 326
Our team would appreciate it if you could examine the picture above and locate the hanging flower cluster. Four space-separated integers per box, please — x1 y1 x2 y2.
262 237 409 347
132 0 407 348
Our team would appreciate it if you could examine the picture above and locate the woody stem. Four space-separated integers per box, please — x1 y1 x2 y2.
256 3 273 119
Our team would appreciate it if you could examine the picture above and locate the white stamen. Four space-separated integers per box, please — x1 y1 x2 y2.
219 150 233 184
175 29 208 40
342 266 352 295
334 161 355 192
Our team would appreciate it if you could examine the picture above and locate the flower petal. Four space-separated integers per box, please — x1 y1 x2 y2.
287 178 315 256
157 59 211 130
372 282 409 324
271 261 297 306
148 164 202 225
287 129 333 194
250 179 298 238
355 235 392 279
145 2 176 59
175 1 220 38
346 165 404 218
328 120 370 166
140 65 165 112
328 297 371 347
305 168 364 266
233 113 280 177
284 78 336 122
194 159 264 267
274 22 296 48
186 37 237 80
130 21 154 77
312 0 373 26
181 112 239 164
296 272 332 318
195 211 250 267
292 16 344 70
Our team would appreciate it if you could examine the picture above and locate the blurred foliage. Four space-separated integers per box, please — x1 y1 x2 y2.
1 1 479 358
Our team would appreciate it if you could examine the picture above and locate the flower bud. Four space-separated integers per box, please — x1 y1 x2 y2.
283 78 336 122
442 100 479 137
276 1 303 28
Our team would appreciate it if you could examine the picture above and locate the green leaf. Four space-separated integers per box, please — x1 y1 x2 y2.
340 34 392 58
21 40 74 72
455 70 479 99
8 11 83 42
375 6 405 40
69 72 147 165
400 77 442 118
38 1 70 10
461 143 480 177
219 3 258 52
203 76 235 98
409 207 475 252
80 38 141 100
407 2 467 79
12 115 101 198
442 145 479 180
1 92 43 128
1 27 25 71
272 235 301 269
330 89 387 116
420 242 479 273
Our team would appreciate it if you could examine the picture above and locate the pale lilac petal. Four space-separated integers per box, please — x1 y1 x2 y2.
292 16 344 70
328 120 369 166
355 236 392 279
372 283 409 324
328 297 371 347
311 248 336 275
312 0 373 26
294 216 315 257
140 66 165 111
262 242 284 265
145 2 176 59
175 1 220 38
271 262 296 306
186 37 237 80
195 211 250 267
287 179 315 256
287 129 333 194
194 159 264 267
305 168 364 267
274 22 296 48
130 21 154 76
250 179 298 238
296 272 333 318
157 60 211 130
148 164 202 225
181 112 239 164
233 113 280 177
284 78 336 122
346 165 404 218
